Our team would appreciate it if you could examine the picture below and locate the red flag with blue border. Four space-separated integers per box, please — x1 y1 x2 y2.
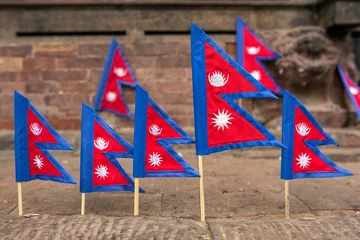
133 85 199 178
191 23 284 155
281 91 352 179
236 17 282 95
14 91 76 184
80 103 144 192
93 38 137 119
337 64 360 119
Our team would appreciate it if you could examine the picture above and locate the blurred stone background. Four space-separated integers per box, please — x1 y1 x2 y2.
0 0 359 135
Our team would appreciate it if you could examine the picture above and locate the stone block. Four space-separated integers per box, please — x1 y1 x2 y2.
34 44 77 57
56 57 104 69
78 44 109 57
0 58 22 70
42 70 87 81
23 57 56 70
0 45 32 57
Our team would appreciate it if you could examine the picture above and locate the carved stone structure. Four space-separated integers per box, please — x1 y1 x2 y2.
0 0 359 130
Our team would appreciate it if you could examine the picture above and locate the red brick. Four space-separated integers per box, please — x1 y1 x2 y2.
44 94 89 108
88 69 102 82
0 72 18 82
0 58 23 70
0 120 13 129
23 58 56 70
226 42 236 59
78 44 108 57
56 57 104 69
0 45 32 57
42 70 87 81
176 43 191 56
123 43 177 56
127 56 157 68
0 81 25 95
35 44 76 57
18 71 42 81
58 81 97 93
0 95 14 106
156 56 191 68
151 91 193 105
134 68 188 82
45 118 81 130
25 81 58 94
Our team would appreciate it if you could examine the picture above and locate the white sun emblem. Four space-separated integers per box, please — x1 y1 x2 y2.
296 153 311 169
94 137 109 150
250 70 261 81
33 155 44 169
349 86 359 95
149 152 162 167
211 109 234 131
208 71 229 87
95 165 109 179
296 122 311 136
149 124 162 136
246 46 261 55
114 67 128 77
105 91 117 102
30 123 42 136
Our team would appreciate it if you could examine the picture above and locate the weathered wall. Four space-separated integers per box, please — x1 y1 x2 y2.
0 1 359 131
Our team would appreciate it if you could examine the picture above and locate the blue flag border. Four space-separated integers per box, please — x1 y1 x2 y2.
14 91 76 184
80 103 144 193
236 17 283 95
93 38 138 119
133 85 200 178
337 64 360 119
281 91 353 180
191 22 284 155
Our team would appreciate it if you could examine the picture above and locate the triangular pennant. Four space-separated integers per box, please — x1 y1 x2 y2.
337 64 360 119
133 85 200 178
191 23 284 155
236 17 282 94
14 91 76 184
281 91 353 179
93 38 137 119
80 103 144 192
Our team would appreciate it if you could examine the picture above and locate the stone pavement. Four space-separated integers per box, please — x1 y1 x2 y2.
0 211 359 239
0 147 359 239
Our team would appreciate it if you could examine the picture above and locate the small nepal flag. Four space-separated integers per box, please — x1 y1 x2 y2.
14 91 76 184
94 38 138 119
236 17 282 94
133 85 200 178
281 91 353 179
191 23 284 155
80 103 144 192
337 64 360 119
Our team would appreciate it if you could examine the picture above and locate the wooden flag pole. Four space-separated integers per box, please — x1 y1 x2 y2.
198 155 205 222
134 178 140 216
17 182 23 216
81 193 85 215
285 180 290 219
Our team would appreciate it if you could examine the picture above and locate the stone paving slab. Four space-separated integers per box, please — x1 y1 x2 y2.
208 212 360 240
0 214 210 240
0 212 359 239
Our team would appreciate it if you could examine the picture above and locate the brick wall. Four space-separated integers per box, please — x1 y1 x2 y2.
0 1 358 130
0 40 200 130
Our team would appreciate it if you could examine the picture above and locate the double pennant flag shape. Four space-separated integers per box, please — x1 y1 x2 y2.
190 22 352 220
236 17 282 95
93 39 138 119
13 20 352 219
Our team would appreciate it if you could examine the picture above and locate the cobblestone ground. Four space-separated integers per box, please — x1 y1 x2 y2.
0 211 359 239
1 149 359 239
